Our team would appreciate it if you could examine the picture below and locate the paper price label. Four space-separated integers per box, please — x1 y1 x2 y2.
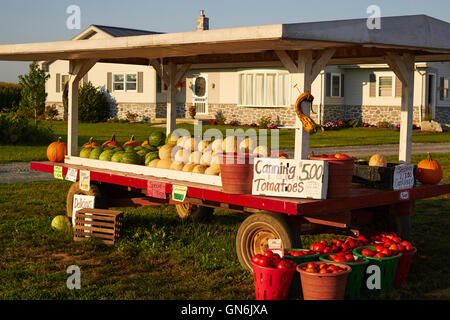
79 170 90 192
268 239 284 257
172 185 188 202
65 167 78 182
147 180 166 199
53 166 63 180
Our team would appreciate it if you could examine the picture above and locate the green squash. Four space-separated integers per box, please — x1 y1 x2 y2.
79 147 93 158
124 145 135 152
145 151 159 166
89 147 103 160
99 149 116 161
111 151 125 163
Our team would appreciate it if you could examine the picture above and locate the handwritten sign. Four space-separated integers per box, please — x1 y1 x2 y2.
252 158 328 199
72 194 95 226
147 180 166 199
268 239 284 257
393 165 415 191
65 167 78 182
172 185 188 202
53 166 63 180
79 170 90 191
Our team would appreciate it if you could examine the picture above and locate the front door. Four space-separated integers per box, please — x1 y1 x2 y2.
192 75 208 114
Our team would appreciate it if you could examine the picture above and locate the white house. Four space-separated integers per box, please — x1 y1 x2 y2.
43 13 450 126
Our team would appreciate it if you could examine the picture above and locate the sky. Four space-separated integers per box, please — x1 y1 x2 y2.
1 0 450 82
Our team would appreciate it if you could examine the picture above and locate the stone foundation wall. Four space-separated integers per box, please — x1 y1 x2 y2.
435 107 450 124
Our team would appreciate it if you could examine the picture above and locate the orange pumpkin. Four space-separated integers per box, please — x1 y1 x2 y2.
417 152 443 185
102 134 122 148
47 137 67 162
82 137 100 148
124 135 140 147
141 140 149 147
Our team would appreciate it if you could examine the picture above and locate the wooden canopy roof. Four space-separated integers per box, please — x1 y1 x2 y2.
0 15 450 66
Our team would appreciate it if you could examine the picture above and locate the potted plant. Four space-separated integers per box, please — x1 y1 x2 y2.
189 106 196 119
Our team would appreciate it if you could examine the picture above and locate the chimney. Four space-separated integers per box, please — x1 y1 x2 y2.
196 10 209 31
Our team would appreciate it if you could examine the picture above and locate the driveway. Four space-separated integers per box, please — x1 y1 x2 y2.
1 142 449 183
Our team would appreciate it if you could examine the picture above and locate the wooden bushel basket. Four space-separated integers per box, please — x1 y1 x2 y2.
74 208 123 245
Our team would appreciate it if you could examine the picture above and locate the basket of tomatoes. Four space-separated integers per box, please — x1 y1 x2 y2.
320 252 369 300
283 248 320 264
353 245 402 294
297 261 352 300
251 250 297 300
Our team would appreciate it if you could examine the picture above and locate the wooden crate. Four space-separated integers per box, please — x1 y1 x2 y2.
74 208 123 245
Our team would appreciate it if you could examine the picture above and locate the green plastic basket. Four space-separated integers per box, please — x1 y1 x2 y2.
353 246 402 295
319 253 369 300
284 249 320 299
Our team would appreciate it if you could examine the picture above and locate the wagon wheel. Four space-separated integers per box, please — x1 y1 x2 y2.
236 212 300 272
175 203 214 222
66 181 105 219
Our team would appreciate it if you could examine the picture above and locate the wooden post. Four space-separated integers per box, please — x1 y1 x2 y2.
385 53 415 163
166 62 177 135
67 59 97 156
276 49 335 159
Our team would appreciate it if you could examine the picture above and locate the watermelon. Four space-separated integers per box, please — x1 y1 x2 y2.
79 147 92 158
89 146 103 159
99 149 116 161
148 131 166 147
51 215 71 233
145 151 159 166
111 151 125 162
143 144 158 152
134 146 144 152
137 149 149 159
124 145 135 152
120 151 142 165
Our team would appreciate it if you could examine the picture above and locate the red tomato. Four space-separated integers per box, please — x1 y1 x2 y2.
313 243 325 253
258 256 271 267
307 250 316 255
334 256 346 262
264 250 274 258
328 254 336 260
320 240 328 247
361 249 375 257
381 248 392 257
318 262 327 269
336 252 345 257
331 245 339 252
306 262 316 270
319 268 328 274
401 241 411 247
374 252 385 258
345 254 355 262
383 240 393 248
341 243 349 251
347 239 356 248
277 259 295 269
327 265 337 272
323 247 332 254
392 236 401 244
388 244 399 253
357 235 368 243
404 245 414 252
251 254 263 264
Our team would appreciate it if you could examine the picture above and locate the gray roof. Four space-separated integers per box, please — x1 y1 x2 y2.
283 14 450 51
92 24 163 37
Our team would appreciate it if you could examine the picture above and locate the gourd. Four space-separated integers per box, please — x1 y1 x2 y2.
211 139 223 154
222 136 237 153
192 165 207 174
147 159 160 168
184 138 200 151
102 134 122 148
205 165 220 176
157 158 172 169
189 151 202 164
82 137 100 148
99 149 116 161
46 137 67 162
89 147 103 160
182 163 196 172
111 151 125 162
417 153 443 184
159 144 175 160
174 149 190 163
170 162 184 171
369 154 387 167
294 91 317 133
201 151 212 166
124 135 140 148
198 140 211 152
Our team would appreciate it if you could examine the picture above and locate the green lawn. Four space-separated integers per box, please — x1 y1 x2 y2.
1 121 449 163
0 153 449 299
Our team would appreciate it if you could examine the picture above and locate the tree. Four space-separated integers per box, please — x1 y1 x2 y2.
18 62 49 125
78 82 109 123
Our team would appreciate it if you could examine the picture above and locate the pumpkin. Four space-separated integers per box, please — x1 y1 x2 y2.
47 137 67 162
369 154 387 167
417 153 443 184
82 137 100 148
124 135 140 148
102 134 122 148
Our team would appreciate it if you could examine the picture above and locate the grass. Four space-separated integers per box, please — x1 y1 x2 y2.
1 121 449 163
0 153 449 299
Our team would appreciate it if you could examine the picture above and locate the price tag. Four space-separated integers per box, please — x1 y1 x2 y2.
399 190 410 201
172 185 188 202
65 167 78 182
79 170 90 192
268 238 284 257
146 180 166 199
53 166 63 180
72 194 95 229
393 165 415 190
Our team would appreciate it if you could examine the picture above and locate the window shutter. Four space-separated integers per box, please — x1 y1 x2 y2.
369 73 376 97
325 73 331 97
395 76 402 97
56 73 61 93
137 72 144 93
340 74 345 97
107 72 112 92
440 77 445 100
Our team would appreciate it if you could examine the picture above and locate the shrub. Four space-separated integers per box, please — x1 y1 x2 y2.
268 122 278 129
0 111 54 145
228 120 240 126
44 104 59 121
78 82 109 123
214 110 226 125
0 82 21 112
257 116 272 129
346 119 360 128
125 111 138 122
377 121 391 128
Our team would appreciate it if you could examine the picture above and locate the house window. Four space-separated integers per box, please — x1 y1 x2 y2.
378 76 393 97
156 74 168 93
238 71 290 107
331 73 341 97
444 78 449 100
113 73 137 92
61 75 69 91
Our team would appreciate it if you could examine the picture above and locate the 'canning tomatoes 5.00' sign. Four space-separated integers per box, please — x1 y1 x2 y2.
252 158 329 199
